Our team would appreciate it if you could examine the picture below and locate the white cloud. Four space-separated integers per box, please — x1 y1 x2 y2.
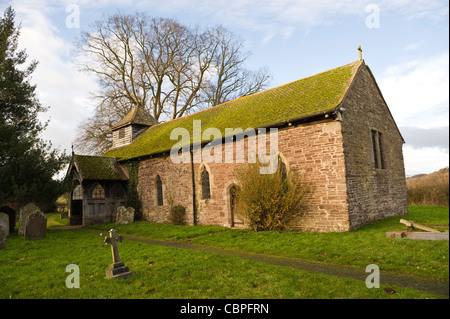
403 145 449 176
379 53 449 128
8 0 446 46
379 53 449 175
400 126 449 149
403 42 422 51
129 0 449 43
10 0 99 152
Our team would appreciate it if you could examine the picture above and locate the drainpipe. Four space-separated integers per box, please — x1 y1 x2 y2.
190 146 197 225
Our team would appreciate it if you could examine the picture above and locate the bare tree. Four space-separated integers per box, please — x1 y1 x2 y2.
74 13 271 154
203 26 271 106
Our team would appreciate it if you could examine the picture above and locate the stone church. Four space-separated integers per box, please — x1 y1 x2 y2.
66 58 408 232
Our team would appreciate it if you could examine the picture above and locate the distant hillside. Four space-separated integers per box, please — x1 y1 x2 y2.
407 168 449 207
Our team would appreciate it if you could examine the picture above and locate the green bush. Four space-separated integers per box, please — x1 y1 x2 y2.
169 204 186 225
234 159 310 231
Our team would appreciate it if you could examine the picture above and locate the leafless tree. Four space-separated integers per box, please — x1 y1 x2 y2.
203 26 271 106
74 12 271 154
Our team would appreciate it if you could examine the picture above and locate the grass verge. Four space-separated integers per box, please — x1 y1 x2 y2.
0 229 445 299
89 205 449 281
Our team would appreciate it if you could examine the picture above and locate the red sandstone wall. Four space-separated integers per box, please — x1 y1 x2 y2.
138 156 194 224
137 120 351 232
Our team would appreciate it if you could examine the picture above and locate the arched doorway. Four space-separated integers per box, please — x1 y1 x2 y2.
70 184 83 225
229 185 244 227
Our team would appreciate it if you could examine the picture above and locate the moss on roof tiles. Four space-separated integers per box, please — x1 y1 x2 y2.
73 155 128 180
104 60 362 161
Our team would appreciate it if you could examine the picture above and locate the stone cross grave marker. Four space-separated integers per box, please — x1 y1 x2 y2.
104 228 134 279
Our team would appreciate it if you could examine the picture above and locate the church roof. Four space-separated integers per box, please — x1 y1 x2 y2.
70 155 128 181
111 106 158 131
104 60 363 161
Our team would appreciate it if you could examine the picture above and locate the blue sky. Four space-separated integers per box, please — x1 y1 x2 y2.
1 0 449 176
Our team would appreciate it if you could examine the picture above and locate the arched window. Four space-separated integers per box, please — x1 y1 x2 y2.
91 183 105 199
201 167 211 200
156 175 163 206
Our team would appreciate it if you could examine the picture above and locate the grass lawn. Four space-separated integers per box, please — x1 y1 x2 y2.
90 205 449 281
45 212 69 228
0 205 447 299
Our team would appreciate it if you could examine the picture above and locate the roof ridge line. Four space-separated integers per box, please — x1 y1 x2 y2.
139 59 363 130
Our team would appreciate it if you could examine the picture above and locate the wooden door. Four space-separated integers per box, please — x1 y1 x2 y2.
230 185 243 227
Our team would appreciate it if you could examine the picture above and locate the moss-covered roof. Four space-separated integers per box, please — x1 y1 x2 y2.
104 60 363 161
71 155 128 181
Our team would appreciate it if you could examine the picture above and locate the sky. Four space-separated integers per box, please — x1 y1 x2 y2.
1 0 448 176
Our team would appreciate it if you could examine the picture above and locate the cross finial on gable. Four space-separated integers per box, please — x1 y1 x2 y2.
357 45 363 60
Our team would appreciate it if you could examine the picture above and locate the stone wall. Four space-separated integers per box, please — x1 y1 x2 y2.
138 156 194 224
136 119 350 232
279 121 350 232
340 64 408 230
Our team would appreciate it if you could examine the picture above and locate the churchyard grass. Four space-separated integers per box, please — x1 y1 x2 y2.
0 228 445 299
90 205 449 281
0 205 447 298
45 213 69 228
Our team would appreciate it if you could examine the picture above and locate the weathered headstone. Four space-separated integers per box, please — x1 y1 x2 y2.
115 206 135 225
18 203 41 236
0 213 9 237
24 211 47 240
0 224 7 249
104 228 134 279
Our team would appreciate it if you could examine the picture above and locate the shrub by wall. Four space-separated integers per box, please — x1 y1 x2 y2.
234 159 310 231
169 204 186 225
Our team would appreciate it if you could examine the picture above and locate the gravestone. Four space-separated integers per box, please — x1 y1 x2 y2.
0 224 7 249
24 211 47 240
104 228 134 279
115 206 135 225
18 203 41 236
0 213 9 236
0 206 15 234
